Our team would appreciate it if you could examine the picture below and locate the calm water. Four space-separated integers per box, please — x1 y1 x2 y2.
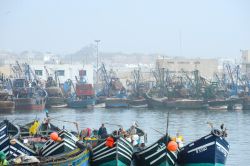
1 107 250 165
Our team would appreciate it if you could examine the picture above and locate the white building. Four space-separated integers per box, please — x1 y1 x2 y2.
241 50 250 77
30 64 94 85
156 57 218 79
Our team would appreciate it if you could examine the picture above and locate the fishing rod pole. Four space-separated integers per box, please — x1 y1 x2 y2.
166 111 169 135
48 117 80 135
104 122 123 128
150 127 165 136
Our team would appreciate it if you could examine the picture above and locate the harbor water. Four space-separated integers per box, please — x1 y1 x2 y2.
1 108 250 165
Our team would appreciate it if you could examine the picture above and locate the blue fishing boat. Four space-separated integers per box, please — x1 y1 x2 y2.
0 120 36 160
67 70 95 108
105 97 129 108
177 125 229 166
67 95 95 108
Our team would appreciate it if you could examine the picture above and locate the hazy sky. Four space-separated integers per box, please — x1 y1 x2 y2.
0 0 249 58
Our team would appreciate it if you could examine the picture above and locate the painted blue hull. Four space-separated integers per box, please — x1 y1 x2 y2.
106 103 129 108
67 98 95 108
105 98 129 108
177 132 229 166
0 120 36 160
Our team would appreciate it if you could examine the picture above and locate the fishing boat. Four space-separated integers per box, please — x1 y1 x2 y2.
96 63 130 108
103 81 129 108
177 125 229 166
145 94 208 110
0 90 15 111
12 78 47 111
175 99 208 110
19 119 60 137
45 87 66 108
126 68 150 108
12 147 90 166
128 98 148 108
105 97 129 108
91 123 147 166
0 77 15 111
0 120 36 160
91 136 133 166
67 70 95 108
145 95 173 109
39 128 79 156
44 70 67 108
10 120 90 165
208 97 243 110
133 134 178 166
242 96 250 110
208 105 228 111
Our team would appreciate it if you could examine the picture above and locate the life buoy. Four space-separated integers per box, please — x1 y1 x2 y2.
211 129 222 137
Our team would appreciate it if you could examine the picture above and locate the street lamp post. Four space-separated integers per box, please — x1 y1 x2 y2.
95 40 100 84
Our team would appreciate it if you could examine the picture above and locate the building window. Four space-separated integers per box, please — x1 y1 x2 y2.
56 70 65 76
35 70 43 76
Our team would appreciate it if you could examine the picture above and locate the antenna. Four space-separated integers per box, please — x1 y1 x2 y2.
166 111 170 135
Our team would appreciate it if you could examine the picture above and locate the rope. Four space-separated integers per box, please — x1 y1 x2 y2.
47 117 79 135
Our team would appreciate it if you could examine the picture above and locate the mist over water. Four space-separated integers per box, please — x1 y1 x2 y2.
1 108 250 165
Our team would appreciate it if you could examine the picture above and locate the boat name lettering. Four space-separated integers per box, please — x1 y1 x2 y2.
217 145 227 157
196 147 207 153
19 147 29 154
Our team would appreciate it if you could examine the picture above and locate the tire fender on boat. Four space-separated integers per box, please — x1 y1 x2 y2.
211 129 222 137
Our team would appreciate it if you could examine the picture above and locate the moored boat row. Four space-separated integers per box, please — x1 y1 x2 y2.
0 117 230 166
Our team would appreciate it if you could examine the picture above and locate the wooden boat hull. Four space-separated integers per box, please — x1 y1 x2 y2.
91 137 133 166
243 96 250 110
175 100 208 110
128 98 148 108
146 95 208 110
12 148 90 166
41 149 90 166
0 120 36 160
46 96 66 108
0 101 15 111
208 106 228 110
208 98 243 110
14 98 46 111
177 131 229 166
105 98 129 108
67 98 95 108
40 129 79 157
133 135 178 166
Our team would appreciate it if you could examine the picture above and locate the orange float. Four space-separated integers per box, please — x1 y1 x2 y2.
167 140 178 152
57 137 62 142
50 132 59 141
105 137 115 148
